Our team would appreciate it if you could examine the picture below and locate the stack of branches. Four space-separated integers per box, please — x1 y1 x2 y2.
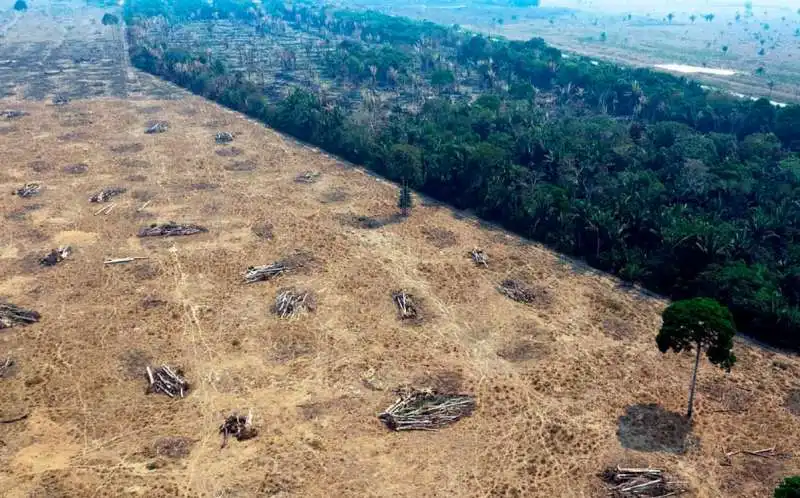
295 171 321 184
723 446 779 464
89 187 126 203
244 262 289 283
498 279 536 304
470 248 488 267
138 222 207 237
146 365 189 398
13 182 40 198
273 288 315 318
215 131 234 144
0 303 40 329
1 109 27 119
145 121 168 134
39 246 71 267
379 388 476 431
600 466 686 497
392 291 419 321
219 411 257 448
52 95 69 106
0 357 14 378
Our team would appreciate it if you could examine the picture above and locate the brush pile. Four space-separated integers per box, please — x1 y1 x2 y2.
273 288 315 318
392 291 419 320
0 303 41 329
219 411 257 448
215 131 234 144
470 248 488 267
0 358 14 378
145 121 168 134
379 388 476 431
138 222 207 237
90 187 126 203
13 182 40 198
600 466 686 497
146 365 189 398
52 95 69 106
244 262 290 283
39 246 71 267
1 109 27 119
295 171 321 184
498 279 536 304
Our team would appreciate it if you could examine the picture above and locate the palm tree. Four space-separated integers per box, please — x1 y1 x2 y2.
667 12 675 23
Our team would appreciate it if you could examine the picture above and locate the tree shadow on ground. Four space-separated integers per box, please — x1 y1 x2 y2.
617 403 697 454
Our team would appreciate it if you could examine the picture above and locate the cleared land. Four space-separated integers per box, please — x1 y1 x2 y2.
1 3 800 498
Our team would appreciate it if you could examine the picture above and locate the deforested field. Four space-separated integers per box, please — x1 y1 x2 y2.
0 94 799 498
1 3 800 498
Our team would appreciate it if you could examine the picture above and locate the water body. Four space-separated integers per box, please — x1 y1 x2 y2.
654 63 737 77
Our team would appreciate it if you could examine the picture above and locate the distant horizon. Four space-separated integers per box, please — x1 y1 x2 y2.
540 0 798 16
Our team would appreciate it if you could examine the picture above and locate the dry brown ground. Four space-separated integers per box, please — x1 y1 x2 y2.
0 95 799 498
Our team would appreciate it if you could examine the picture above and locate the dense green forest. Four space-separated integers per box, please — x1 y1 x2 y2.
125 0 800 350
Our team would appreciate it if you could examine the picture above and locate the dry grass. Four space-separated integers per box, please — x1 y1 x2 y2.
0 95 798 498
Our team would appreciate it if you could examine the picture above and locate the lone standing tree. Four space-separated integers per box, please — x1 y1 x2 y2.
656 297 736 420
398 181 413 217
13 0 27 11
774 476 800 498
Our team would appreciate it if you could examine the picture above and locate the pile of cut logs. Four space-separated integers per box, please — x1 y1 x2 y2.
145 121 168 134
90 187 126 203
146 365 189 398
392 291 419 320
13 182 40 198
244 262 290 283
0 303 40 329
600 466 686 497
273 289 314 318
39 246 71 267
138 223 207 237
219 411 257 447
215 131 234 144
379 388 476 431
470 248 488 267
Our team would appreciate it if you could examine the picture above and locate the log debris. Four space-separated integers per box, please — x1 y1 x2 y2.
600 466 687 497
219 411 257 448
0 303 40 329
39 246 71 267
1 109 27 119
94 203 116 216
138 222 207 237
379 388 476 431
273 288 315 318
244 262 289 283
392 291 419 320
146 365 189 398
0 357 14 378
104 257 149 265
295 171 321 184
12 182 40 198
89 187 126 203
470 248 488 267
215 131 234 144
145 121 168 134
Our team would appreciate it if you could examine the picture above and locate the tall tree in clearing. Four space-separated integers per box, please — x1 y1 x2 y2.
13 0 27 11
656 298 737 420
398 181 413 217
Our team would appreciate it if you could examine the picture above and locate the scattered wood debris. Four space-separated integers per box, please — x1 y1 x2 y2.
104 257 149 265
1 109 27 119
52 95 70 106
138 222 207 237
470 248 488 267
498 279 536 304
0 358 14 378
89 187 126 203
0 413 29 424
378 388 476 431
219 411 257 448
0 303 40 329
600 466 686 497
145 121 168 134
244 262 290 283
12 182 40 198
39 246 71 267
146 365 189 398
273 288 315 318
94 202 115 216
215 131 234 144
723 446 782 465
244 253 311 283
392 291 419 321
295 171 321 184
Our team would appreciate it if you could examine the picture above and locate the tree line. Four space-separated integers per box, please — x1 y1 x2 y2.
125 0 800 351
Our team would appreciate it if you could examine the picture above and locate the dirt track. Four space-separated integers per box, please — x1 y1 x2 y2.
0 3 799 498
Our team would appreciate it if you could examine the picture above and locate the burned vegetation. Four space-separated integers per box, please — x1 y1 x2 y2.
219 412 257 448
39 246 71 267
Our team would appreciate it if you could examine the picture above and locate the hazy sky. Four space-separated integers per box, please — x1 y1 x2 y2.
542 0 799 16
